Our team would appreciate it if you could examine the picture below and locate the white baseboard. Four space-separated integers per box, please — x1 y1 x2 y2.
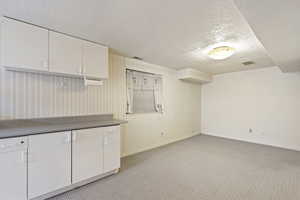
202 132 300 152
121 132 201 158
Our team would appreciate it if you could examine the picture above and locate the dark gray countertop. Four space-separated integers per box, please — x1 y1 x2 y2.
0 114 127 139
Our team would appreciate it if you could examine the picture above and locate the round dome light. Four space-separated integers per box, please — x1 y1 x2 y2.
207 46 235 60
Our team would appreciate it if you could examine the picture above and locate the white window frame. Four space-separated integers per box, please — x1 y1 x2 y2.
126 69 163 114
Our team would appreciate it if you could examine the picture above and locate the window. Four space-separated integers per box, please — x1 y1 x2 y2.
126 69 163 114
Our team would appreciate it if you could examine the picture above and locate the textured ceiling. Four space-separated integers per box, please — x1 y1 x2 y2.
0 0 275 74
234 0 300 73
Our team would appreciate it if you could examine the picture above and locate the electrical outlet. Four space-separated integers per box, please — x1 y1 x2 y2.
160 132 165 136
249 128 253 133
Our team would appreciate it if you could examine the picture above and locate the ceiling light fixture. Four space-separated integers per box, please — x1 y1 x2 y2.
207 45 235 60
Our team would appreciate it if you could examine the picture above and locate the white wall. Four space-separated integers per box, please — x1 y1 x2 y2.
202 67 300 150
0 51 202 156
121 58 201 156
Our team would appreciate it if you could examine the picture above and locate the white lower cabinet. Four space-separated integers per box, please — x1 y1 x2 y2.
103 126 121 173
72 128 104 183
28 132 72 199
0 125 121 199
72 126 121 183
0 137 28 200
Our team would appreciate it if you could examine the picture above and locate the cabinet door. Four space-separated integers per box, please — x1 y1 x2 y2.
82 41 109 79
0 137 27 200
28 132 71 199
72 128 104 183
1 17 49 71
103 126 120 173
49 31 82 75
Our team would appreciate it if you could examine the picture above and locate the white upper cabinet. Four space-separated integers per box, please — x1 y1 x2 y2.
1 17 49 71
28 132 72 199
49 31 83 75
1 17 109 80
83 41 109 79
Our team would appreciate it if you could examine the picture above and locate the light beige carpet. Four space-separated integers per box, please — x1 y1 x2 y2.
51 135 300 200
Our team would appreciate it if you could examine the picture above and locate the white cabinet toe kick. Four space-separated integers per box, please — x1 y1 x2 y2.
0 125 121 200
31 169 120 200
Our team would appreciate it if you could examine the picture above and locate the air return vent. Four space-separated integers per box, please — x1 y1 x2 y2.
242 61 255 66
132 56 143 61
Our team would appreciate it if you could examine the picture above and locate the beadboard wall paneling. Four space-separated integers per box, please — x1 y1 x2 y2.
0 54 125 120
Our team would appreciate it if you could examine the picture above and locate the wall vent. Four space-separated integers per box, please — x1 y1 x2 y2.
242 61 255 66
132 56 143 61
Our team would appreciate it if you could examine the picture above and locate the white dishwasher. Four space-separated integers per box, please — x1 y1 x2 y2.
0 137 28 200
